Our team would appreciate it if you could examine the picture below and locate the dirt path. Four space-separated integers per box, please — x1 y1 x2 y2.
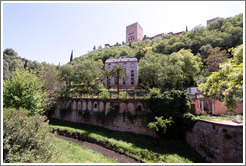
55 135 140 163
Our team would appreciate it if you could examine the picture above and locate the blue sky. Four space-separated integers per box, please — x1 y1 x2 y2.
2 1 245 65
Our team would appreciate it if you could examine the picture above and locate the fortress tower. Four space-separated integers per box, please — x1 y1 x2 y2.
126 22 143 43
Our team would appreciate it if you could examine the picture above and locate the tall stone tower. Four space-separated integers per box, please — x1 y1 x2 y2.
126 22 143 43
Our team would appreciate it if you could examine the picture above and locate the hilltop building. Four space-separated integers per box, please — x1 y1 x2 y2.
126 22 143 43
104 57 138 89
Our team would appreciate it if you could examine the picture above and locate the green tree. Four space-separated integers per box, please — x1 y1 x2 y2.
100 69 112 90
73 59 103 93
147 90 193 139
70 50 73 62
60 64 74 91
110 64 126 95
3 69 48 115
204 48 228 72
3 48 18 56
37 62 63 113
139 53 161 89
171 49 202 88
198 45 243 113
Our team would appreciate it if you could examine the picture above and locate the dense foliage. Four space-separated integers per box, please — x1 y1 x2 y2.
3 69 48 115
3 108 59 163
198 45 243 113
146 89 194 139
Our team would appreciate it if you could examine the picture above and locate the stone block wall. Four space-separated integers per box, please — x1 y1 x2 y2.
186 119 243 163
51 98 157 137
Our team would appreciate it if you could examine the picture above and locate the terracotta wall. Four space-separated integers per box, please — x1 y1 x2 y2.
190 98 243 115
213 100 243 115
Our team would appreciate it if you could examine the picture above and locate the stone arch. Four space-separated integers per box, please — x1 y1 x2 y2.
88 101 92 111
72 101 77 111
127 103 135 115
119 102 127 113
77 101 82 111
105 102 111 113
136 102 143 111
99 102 104 112
93 102 98 112
82 101 87 111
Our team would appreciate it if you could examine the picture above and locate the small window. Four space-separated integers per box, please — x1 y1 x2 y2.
94 103 97 108
108 64 111 69
115 78 118 84
131 63 134 68
123 63 126 68
131 78 134 84
108 78 111 85
123 78 127 85
131 70 134 77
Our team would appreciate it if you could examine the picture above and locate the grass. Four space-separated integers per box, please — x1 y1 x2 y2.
50 136 118 163
196 114 243 123
49 119 206 163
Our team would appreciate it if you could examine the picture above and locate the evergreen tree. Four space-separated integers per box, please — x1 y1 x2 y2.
70 50 73 62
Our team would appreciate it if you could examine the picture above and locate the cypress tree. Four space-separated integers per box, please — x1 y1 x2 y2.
70 50 73 62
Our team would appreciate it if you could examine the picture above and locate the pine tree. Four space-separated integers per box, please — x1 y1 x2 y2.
93 46 96 50
186 25 188 32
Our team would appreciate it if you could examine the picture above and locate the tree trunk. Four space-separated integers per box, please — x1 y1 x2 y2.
117 75 120 95
107 76 109 90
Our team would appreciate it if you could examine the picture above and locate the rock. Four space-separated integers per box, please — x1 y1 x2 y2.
232 115 241 123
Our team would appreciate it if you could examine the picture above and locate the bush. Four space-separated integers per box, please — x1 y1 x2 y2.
147 88 161 98
99 89 110 102
148 116 173 134
3 108 59 163
119 91 127 100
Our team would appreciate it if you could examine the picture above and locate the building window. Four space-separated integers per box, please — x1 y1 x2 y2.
123 63 126 68
115 78 118 84
131 70 134 77
108 78 111 85
108 64 111 69
94 103 97 108
123 78 127 85
131 63 134 68
131 78 134 84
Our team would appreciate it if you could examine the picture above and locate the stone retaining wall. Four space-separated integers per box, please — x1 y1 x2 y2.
51 98 157 137
186 119 243 163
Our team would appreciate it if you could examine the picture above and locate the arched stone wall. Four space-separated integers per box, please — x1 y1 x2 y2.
127 103 135 115
77 101 81 111
119 103 127 113
93 101 98 112
82 101 87 111
88 101 92 111
99 102 104 112
105 102 111 112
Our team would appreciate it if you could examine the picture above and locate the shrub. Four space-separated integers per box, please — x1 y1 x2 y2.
147 88 161 98
99 89 110 102
148 116 173 134
3 108 59 163
119 91 127 100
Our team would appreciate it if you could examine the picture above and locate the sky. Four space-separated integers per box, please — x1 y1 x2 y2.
2 1 245 65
